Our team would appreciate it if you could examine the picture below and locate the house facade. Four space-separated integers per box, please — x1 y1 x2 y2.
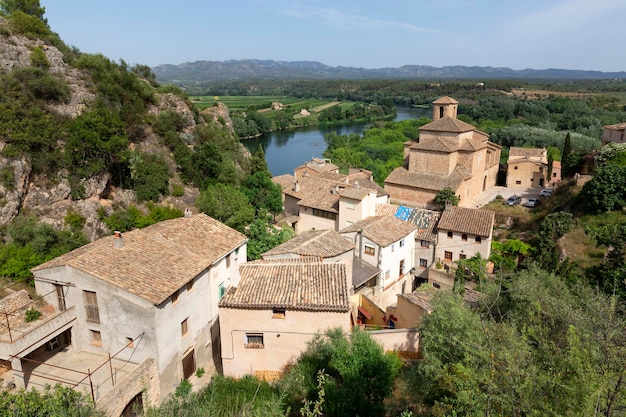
506 147 560 188
27 214 246 409
602 122 626 146
339 215 417 308
218 260 351 379
274 165 388 234
384 96 501 207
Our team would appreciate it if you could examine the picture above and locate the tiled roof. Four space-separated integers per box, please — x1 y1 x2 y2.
32 214 246 305
339 215 417 247
432 96 458 104
384 167 465 191
419 117 476 133
375 203 400 216
339 187 372 200
509 147 545 159
262 229 354 258
219 260 350 312
272 174 294 191
375 204 440 241
298 186 340 213
604 122 626 131
459 137 487 152
296 158 339 174
437 206 495 237
411 137 458 152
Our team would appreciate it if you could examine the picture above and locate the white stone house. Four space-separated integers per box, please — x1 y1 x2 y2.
339 215 417 308
218 259 351 379
29 214 246 409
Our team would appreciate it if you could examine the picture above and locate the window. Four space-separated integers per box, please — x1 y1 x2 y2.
218 282 226 299
181 318 189 337
312 208 337 220
83 291 100 323
226 254 231 269
447 231 453 239
459 253 467 260
235 247 240 258
171 290 179 304
420 240 429 248
391 243 395 252
55 284 66 312
515 180 522 185
419 258 428 268
444 251 453 261
400 239 405 248
90 330 102 346
272 308 286 319
553 172 557 177
475 236 482 244
433 282 441 289
514 166 518 170
461 234 468 242
187 280 194 292
245 333 264 348
364 245 375 256
385 270 391 279
399 259 405 276
345 201 355 210
126 337 134 348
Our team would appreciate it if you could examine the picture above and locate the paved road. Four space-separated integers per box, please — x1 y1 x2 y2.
462 186 544 209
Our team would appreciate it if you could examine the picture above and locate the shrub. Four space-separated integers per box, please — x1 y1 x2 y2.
195 368 205 378
171 183 184 197
8 11 50 37
0 166 14 190
30 46 49 68
133 154 171 202
24 307 41 322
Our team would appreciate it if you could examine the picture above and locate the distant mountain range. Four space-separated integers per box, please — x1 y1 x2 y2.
152 59 626 83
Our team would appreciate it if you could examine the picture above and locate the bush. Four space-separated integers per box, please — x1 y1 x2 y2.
30 46 49 68
133 153 171 202
24 307 41 322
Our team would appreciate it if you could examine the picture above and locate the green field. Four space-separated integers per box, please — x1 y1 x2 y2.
191 95 332 111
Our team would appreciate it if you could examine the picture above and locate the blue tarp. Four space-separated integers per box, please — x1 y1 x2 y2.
395 205 412 221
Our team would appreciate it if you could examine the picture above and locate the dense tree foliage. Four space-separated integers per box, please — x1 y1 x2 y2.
280 328 402 417
433 187 460 210
195 183 255 232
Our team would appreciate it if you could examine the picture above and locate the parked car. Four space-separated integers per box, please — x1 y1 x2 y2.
506 195 521 206
540 189 553 197
524 198 541 208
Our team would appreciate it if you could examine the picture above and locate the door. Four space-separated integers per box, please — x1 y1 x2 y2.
182 349 196 379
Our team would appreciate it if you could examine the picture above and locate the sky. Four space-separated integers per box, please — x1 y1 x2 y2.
43 0 626 72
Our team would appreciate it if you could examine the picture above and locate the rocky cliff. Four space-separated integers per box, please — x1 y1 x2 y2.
0 20 235 240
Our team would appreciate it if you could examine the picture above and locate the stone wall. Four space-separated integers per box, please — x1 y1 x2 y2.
0 290 31 334
96 358 159 417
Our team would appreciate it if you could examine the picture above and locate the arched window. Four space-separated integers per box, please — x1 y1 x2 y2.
475 236 482 244
447 231 453 239
461 234 468 241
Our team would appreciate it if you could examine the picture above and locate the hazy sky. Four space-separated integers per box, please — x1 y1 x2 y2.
43 0 626 72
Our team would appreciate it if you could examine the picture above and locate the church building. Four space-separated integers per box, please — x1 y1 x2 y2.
384 97 501 207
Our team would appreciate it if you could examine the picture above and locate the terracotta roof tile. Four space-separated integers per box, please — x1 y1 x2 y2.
437 206 494 237
419 117 477 133
272 174 295 191
400 286 483 310
432 96 458 104
384 167 465 191
219 260 350 312
339 215 417 247
509 147 546 159
32 214 246 305
262 229 354 258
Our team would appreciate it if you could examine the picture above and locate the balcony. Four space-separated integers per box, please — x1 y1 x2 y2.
0 306 77 358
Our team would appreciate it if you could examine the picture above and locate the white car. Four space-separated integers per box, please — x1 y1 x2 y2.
540 189 553 197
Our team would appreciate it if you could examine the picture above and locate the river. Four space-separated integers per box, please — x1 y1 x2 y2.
242 106 430 176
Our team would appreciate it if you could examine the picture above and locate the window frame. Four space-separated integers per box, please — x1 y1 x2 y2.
245 333 264 349
90 329 102 346
475 236 482 244
364 245 375 256
444 251 453 261
272 308 286 319
83 290 100 324
181 318 189 338
419 258 428 268
447 231 453 239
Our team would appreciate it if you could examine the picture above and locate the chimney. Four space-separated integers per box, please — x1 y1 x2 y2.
113 231 124 249
294 181 300 192
184 208 192 218
354 181 360 189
